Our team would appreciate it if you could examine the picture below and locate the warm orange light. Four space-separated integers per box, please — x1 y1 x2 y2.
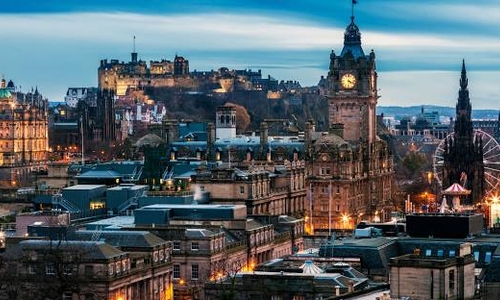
179 279 185 285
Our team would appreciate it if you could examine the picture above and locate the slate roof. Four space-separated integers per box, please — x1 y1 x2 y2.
19 240 125 261
75 170 121 179
246 219 266 230
185 228 215 238
74 230 167 248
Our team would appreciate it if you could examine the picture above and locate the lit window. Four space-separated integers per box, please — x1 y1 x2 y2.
240 186 244 194
449 250 456 257
425 249 432 256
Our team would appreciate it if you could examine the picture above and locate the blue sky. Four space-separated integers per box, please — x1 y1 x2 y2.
2 0 500 109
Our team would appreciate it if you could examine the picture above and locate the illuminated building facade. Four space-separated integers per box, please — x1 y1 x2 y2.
0 78 49 188
305 14 394 233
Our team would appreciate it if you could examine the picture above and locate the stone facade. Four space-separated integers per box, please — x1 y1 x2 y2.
306 16 394 233
0 237 174 300
192 160 307 217
390 243 476 300
0 78 49 188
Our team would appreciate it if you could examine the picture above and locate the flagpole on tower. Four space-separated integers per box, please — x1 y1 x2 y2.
352 0 357 20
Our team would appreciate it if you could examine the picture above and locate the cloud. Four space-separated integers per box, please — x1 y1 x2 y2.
1 8 500 108
378 71 500 109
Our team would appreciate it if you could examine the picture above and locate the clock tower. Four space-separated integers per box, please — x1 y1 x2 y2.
327 16 378 144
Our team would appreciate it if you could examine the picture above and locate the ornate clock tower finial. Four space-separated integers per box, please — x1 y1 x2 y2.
327 4 377 144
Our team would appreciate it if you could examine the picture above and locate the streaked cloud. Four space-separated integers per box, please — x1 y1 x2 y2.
0 1 499 109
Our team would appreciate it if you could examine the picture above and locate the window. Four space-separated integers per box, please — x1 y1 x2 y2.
63 264 73 275
200 186 205 191
85 294 95 300
449 250 456 257
191 242 199 251
425 249 432 256
474 251 480 262
173 264 180 279
28 263 36 274
159 249 164 261
240 186 245 194
62 292 72 300
437 250 444 257
46 262 56 275
85 265 94 276
191 264 199 280
153 251 159 262
173 241 181 251
449 270 455 290
486 251 492 263
108 263 114 276
115 262 121 274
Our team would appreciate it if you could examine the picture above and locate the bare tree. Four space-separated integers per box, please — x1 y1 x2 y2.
0 240 106 300
0 249 22 300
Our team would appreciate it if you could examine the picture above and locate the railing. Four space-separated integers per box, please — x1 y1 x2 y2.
51 194 81 213
117 196 141 213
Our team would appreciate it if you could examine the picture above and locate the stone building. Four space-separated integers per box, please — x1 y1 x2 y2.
305 15 394 233
389 243 476 300
129 203 304 299
98 52 189 96
0 78 49 188
442 61 485 204
192 161 306 217
0 232 174 300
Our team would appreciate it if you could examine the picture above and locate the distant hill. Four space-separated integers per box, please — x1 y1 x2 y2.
378 105 499 120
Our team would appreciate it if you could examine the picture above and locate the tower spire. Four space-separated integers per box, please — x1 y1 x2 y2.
460 59 468 90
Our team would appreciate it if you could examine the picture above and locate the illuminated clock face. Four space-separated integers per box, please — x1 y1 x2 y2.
341 73 356 89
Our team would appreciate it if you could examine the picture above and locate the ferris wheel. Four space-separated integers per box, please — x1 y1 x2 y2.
433 130 500 198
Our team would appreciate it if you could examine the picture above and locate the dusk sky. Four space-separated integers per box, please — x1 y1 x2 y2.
2 0 500 109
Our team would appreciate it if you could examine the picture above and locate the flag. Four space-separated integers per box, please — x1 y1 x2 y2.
353 0 357 4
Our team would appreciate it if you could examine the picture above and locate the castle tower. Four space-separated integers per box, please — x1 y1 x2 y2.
326 16 378 144
215 106 236 140
442 61 485 204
